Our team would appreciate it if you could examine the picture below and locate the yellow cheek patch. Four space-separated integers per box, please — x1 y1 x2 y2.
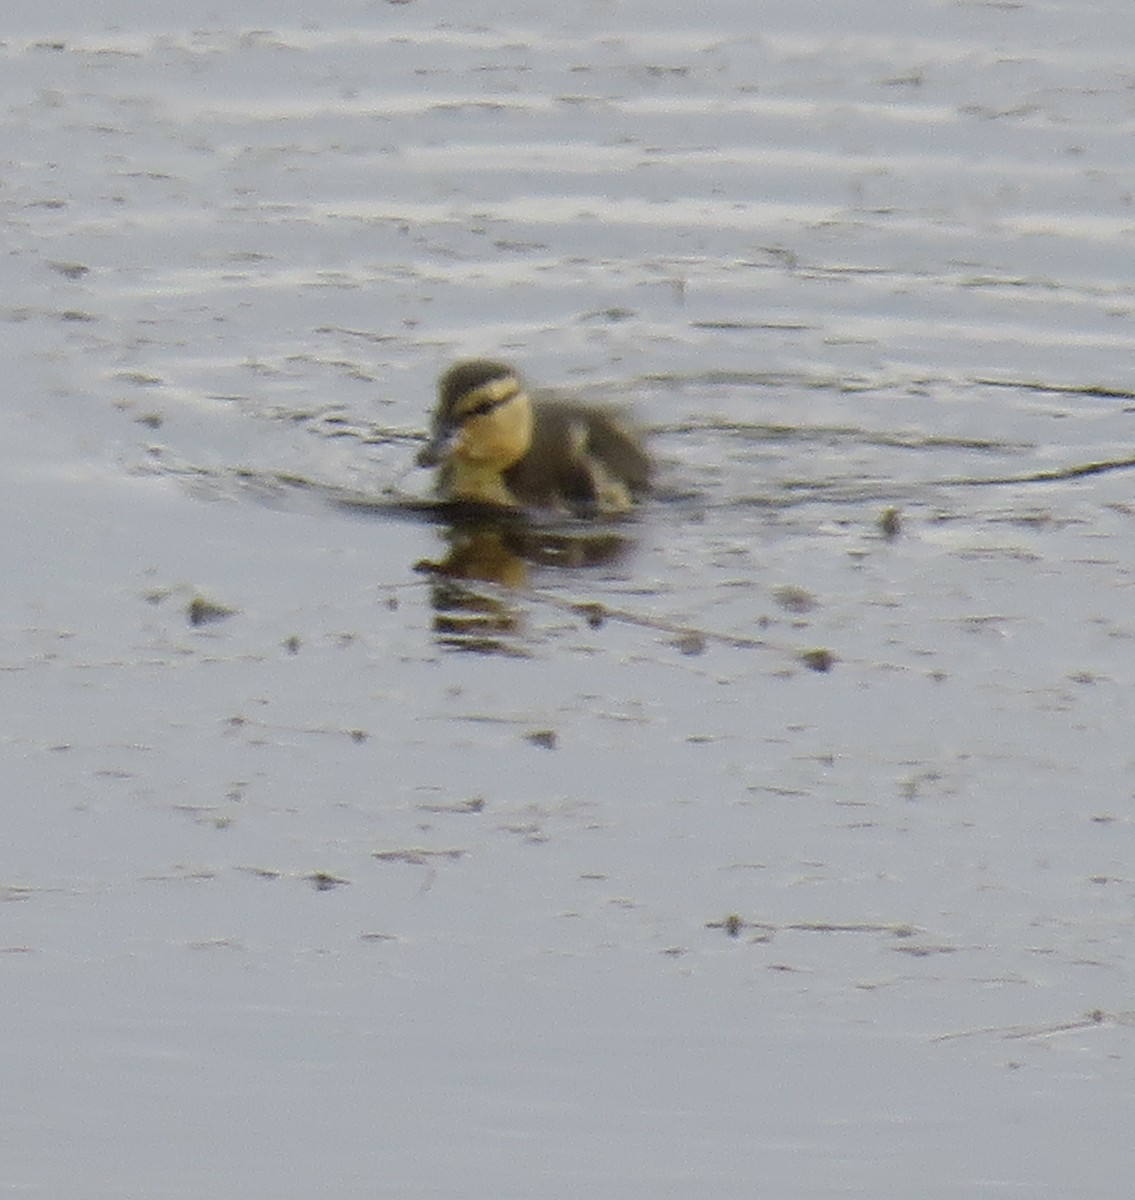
452 386 533 472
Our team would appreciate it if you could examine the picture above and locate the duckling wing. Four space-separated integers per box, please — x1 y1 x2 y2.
501 402 590 509
578 407 652 495
505 400 651 514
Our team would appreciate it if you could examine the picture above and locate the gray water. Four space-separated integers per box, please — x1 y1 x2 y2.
4 2 1135 1196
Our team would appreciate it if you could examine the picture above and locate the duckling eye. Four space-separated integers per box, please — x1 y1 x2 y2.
464 398 499 419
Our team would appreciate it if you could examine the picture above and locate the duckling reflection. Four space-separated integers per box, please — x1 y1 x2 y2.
421 516 635 586
428 564 526 656
417 359 651 514
416 515 636 654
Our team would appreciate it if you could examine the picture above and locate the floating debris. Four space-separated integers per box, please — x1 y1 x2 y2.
187 595 238 627
934 1009 1123 1044
237 866 280 880
49 260 89 278
418 795 486 815
372 848 466 865
574 601 607 629
799 648 836 673
707 913 773 939
774 585 818 614
307 872 349 892
672 630 707 656
878 506 902 540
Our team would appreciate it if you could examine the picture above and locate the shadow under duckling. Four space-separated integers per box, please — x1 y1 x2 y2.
417 359 651 516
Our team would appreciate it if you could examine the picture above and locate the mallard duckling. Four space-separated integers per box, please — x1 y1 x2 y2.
416 359 651 515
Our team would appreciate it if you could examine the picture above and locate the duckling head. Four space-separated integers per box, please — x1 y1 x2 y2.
417 360 534 506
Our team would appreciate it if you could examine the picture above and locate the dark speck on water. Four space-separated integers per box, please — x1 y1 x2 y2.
799 648 836 673
187 595 238 626
308 872 349 892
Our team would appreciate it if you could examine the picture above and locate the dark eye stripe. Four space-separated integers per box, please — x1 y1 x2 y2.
459 386 521 420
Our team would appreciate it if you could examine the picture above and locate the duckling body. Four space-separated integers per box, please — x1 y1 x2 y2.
417 360 651 515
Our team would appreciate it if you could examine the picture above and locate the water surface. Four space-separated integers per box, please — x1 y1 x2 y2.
4 2 1135 1196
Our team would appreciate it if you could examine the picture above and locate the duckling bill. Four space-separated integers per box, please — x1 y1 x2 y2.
417 359 651 515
